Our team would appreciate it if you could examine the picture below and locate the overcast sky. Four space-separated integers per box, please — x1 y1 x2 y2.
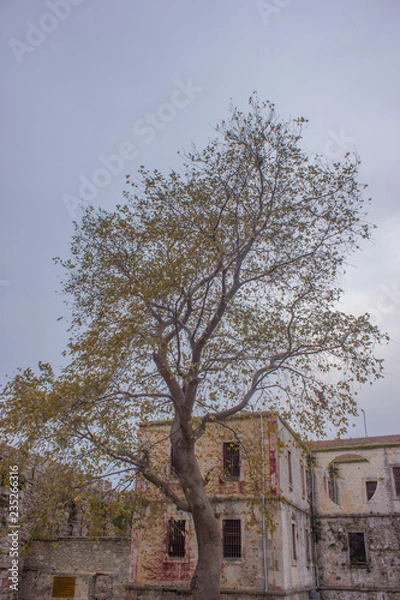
1 0 399 438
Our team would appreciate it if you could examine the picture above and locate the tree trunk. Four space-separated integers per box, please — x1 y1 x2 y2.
189 492 222 600
172 420 222 600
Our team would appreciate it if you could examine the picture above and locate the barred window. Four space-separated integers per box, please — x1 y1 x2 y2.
393 467 400 497
349 532 367 566
223 442 240 479
167 519 185 558
223 519 241 558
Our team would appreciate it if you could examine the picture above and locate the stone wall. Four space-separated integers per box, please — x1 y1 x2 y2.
315 516 400 599
319 592 400 600
311 437 400 599
125 585 314 600
20 537 130 600
129 414 317 600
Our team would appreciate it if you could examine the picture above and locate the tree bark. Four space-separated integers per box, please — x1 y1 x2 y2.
189 492 222 600
172 419 222 600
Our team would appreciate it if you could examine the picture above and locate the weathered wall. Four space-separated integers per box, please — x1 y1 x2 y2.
270 418 315 595
138 414 275 500
21 537 130 600
125 586 314 600
130 414 316 599
315 516 400 597
312 439 400 599
312 443 400 516
131 499 267 592
132 415 274 593
319 593 400 600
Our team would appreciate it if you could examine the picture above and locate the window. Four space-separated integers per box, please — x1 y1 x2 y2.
393 467 400 497
365 480 377 501
223 519 241 558
301 463 306 499
291 523 297 562
348 532 367 567
167 519 186 558
305 528 312 565
287 450 293 492
223 442 240 479
328 463 339 504
52 577 76 598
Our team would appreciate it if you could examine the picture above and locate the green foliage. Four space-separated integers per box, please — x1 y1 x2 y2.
110 497 134 534
0 94 387 501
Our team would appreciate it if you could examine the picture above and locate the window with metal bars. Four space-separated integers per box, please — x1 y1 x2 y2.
223 519 241 558
223 442 240 479
167 519 186 558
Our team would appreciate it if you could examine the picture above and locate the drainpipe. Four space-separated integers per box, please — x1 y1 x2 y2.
260 415 269 594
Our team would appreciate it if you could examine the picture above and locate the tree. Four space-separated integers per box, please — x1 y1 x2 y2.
1 96 386 599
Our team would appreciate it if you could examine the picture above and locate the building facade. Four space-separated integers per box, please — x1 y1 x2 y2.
311 435 400 600
126 414 400 600
2 417 400 599
126 413 316 600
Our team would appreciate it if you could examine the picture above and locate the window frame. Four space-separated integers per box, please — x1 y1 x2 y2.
291 522 297 564
222 519 242 559
305 527 312 565
328 462 339 504
348 531 368 568
287 450 293 492
167 518 186 559
392 466 400 497
223 442 241 480
365 479 378 502
301 463 306 499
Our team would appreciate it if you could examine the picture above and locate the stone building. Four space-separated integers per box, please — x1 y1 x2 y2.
20 537 130 600
311 434 400 600
126 414 400 600
126 413 316 600
2 416 400 599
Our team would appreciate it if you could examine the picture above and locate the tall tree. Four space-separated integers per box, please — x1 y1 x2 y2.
1 97 386 599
